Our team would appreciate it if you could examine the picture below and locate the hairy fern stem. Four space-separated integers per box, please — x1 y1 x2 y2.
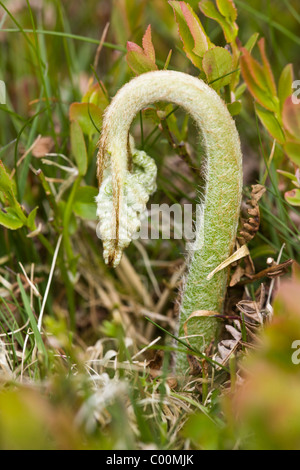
96 71 243 375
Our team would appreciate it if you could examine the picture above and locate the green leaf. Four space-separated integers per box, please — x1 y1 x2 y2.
285 189 300 207
82 82 109 109
255 104 285 143
277 170 299 186
0 161 27 228
244 32 259 53
227 101 242 116
143 107 161 125
70 120 88 176
126 25 158 76
0 162 19 208
250 244 277 259
284 142 300 167
235 83 247 100
73 186 98 220
216 0 237 22
27 206 38 231
169 1 211 68
278 64 294 110
0 162 38 231
203 46 233 90
69 102 103 138
0 208 24 230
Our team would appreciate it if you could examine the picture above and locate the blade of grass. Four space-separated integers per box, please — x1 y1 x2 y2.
37 235 62 331
14 105 51 199
235 0 300 46
55 0 79 99
0 28 127 52
25 1 57 141
145 316 230 373
0 2 35 51
283 0 300 24
17 275 48 366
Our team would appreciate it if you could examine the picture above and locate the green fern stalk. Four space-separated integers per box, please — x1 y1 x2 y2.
96 71 243 375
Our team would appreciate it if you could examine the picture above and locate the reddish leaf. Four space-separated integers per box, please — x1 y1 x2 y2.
169 1 211 68
282 96 300 140
257 38 277 97
126 41 157 75
277 170 299 185
142 25 156 63
240 47 279 113
179 1 210 56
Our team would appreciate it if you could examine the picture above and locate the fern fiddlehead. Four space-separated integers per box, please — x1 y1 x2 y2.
96 70 243 375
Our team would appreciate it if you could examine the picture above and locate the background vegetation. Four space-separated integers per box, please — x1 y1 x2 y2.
0 0 299 450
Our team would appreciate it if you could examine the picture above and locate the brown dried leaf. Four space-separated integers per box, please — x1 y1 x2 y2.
207 245 249 280
230 264 245 287
237 285 266 324
244 254 255 277
148 350 164 376
226 324 243 342
238 184 266 245
32 136 55 158
214 323 242 367
229 245 255 287
241 259 294 284
237 299 264 324
251 184 267 203
166 377 178 390
187 354 202 376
